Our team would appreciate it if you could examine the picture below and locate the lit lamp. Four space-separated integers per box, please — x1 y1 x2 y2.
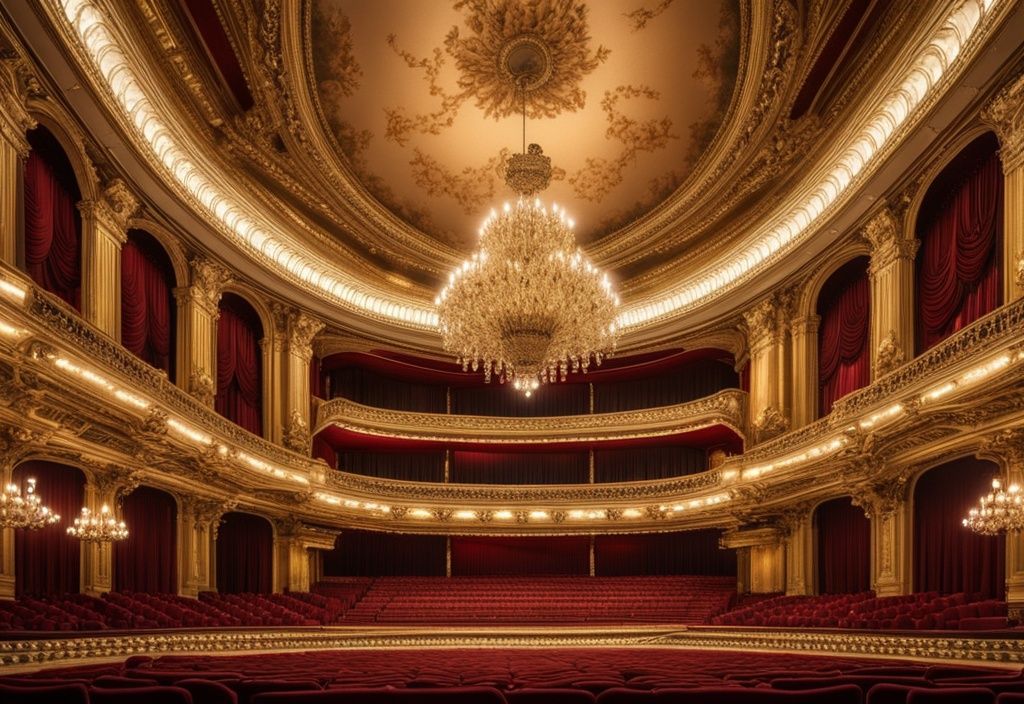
66 504 128 543
0 478 60 529
962 478 1024 535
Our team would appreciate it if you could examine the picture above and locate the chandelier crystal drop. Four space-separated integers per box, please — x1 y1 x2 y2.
962 478 1024 535
0 478 60 530
66 504 129 543
436 195 620 397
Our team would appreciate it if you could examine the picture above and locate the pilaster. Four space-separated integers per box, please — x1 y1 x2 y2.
978 429 1024 615
742 294 791 443
0 463 13 599
0 54 35 267
178 498 224 596
982 69 1024 302
864 206 917 378
274 519 338 593
276 307 324 453
782 508 813 596
78 179 138 339
721 527 786 594
789 315 819 426
854 476 911 596
177 258 232 404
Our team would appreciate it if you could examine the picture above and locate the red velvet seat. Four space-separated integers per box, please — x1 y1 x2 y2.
907 688 994 703
0 683 90 704
93 675 161 688
507 688 598 704
90 685 194 704
594 689 658 704
230 679 323 704
997 695 1024 703
656 685 861 703
177 679 240 704
251 686 508 704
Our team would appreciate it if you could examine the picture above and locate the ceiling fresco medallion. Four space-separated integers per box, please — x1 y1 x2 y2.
309 0 740 250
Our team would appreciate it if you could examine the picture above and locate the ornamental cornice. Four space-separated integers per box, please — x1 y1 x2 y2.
315 390 746 446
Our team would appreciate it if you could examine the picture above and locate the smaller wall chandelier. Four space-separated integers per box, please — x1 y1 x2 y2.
66 504 128 543
962 478 1024 535
0 478 60 529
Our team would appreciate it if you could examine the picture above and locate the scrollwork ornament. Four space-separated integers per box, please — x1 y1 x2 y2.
188 258 233 313
981 68 1024 170
283 409 310 454
753 405 789 444
874 330 906 377
189 368 216 406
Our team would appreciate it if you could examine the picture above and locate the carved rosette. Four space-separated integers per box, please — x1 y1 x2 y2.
188 258 233 314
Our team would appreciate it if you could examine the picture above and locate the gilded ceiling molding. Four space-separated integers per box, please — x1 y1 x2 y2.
314 390 746 445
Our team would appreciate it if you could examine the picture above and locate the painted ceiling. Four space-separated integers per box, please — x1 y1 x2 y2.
308 0 741 252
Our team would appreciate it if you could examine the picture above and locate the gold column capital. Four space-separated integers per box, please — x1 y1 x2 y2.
864 206 918 275
0 54 37 157
188 257 233 314
982 68 1024 173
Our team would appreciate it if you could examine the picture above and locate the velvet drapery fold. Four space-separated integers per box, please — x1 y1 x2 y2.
914 457 1005 599
916 133 1003 352
329 366 447 413
594 530 735 576
339 450 446 482
815 496 871 594
23 128 81 310
216 512 273 593
323 530 448 576
593 359 738 413
114 486 177 593
216 294 263 435
13 461 85 597
450 536 591 576
593 445 707 483
817 259 870 416
121 231 175 379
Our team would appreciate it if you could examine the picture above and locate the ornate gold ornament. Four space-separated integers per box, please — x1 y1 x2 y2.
963 477 1024 535
874 330 906 377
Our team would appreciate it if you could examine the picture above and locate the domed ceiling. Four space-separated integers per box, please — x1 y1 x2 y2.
307 0 741 251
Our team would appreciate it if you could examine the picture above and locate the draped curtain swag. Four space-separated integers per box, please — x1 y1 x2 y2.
817 258 871 416
216 293 263 435
121 230 176 379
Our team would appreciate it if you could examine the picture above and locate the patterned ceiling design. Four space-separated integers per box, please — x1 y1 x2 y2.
309 0 741 251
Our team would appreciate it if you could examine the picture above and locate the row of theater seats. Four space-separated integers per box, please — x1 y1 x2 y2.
4 651 1024 703
709 591 1012 630
314 575 737 624
0 591 347 631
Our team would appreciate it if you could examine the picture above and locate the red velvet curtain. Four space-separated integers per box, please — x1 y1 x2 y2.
815 496 870 594
450 536 590 576
452 382 588 417
121 230 175 379
593 445 707 483
450 450 588 485
313 431 338 468
593 359 738 413
916 133 1003 353
817 258 870 416
23 127 81 310
14 461 85 596
329 366 446 413
216 512 273 593
340 450 446 482
594 530 735 576
914 457 1005 599
216 294 263 435
114 486 177 593
323 530 448 576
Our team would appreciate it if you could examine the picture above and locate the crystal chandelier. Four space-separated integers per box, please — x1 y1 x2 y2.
962 478 1024 535
66 504 128 543
0 478 60 529
436 81 619 397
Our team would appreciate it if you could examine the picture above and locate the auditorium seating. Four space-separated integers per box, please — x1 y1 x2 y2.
315 575 736 625
6 649 1022 703
709 591 1011 630
0 591 348 631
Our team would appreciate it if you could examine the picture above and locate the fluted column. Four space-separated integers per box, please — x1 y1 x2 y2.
783 508 813 596
176 258 232 404
743 295 791 443
854 477 911 596
721 527 786 594
0 463 13 598
178 498 224 596
864 206 917 378
274 520 338 593
982 71 1024 302
0 56 33 267
78 180 138 339
276 308 324 453
789 315 819 427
